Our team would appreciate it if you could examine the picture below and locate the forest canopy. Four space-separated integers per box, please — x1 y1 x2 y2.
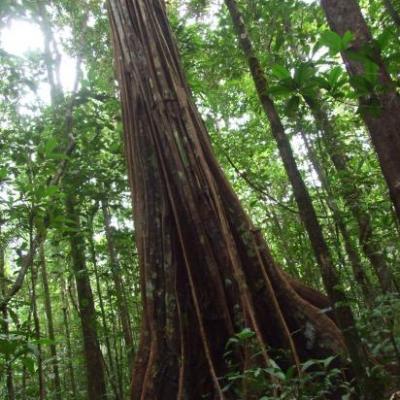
0 0 400 399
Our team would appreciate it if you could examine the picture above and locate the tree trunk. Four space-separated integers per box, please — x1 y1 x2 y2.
87 219 122 400
60 276 78 400
224 0 372 392
280 12 396 294
105 277 126 399
38 5 106 397
108 1 354 398
321 0 400 223
65 195 107 399
1 308 15 400
0 222 15 400
383 0 400 27
305 95 397 293
30 259 46 400
101 197 134 365
39 243 62 400
299 127 373 304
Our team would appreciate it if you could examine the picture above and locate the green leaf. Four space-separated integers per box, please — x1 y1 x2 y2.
341 31 354 49
265 367 285 380
294 64 315 86
0 339 18 355
236 328 255 341
349 75 371 95
319 31 342 54
377 28 393 50
313 77 331 91
271 65 291 80
322 355 336 368
363 60 379 84
320 30 353 54
327 66 343 86
302 359 318 371
21 357 35 373
285 95 300 117
44 137 58 155
268 84 293 97
44 185 59 197
0 167 7 181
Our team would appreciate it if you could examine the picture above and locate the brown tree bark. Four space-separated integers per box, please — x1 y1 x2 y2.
30 257 46 400
108 1 354 399
87 215 123 400
60 276 78 400
66 195 107 399
39 243 62 400
321 0 400 223
304 95 397 293
101 197 134 365
299 127 373 305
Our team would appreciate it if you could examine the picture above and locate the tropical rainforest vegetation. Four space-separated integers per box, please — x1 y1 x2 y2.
0 0 400 399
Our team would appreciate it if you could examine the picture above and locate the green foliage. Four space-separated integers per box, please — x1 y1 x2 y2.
0 0 399 398
318 30 354 54
222 329 356 399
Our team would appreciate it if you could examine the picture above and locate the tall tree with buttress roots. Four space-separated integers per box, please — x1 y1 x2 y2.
107 1 355 398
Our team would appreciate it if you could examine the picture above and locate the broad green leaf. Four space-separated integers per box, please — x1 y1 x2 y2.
341 31 354 49
271 65 291 80
268 85 293 97
319 31 342 54
21 357 35 373
44 137 58 155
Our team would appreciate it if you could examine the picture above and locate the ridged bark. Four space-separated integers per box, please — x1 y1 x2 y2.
108 1 351 398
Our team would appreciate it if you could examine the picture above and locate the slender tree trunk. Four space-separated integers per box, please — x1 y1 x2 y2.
299 128 373 304
101 197 134 365
320 0 400 222
280 12 396 294
108 1 354 398
383 0 400 27
87 220 122 400
22 295 33 399
60 277 78 400
2 308 16 400
224 0 372 393
30 260 46 399
305 95 397 293
105 278 125 399
65 195 107 399
0 222 15 400
39 243 62 400
265 207 299 276
38 5 106 397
